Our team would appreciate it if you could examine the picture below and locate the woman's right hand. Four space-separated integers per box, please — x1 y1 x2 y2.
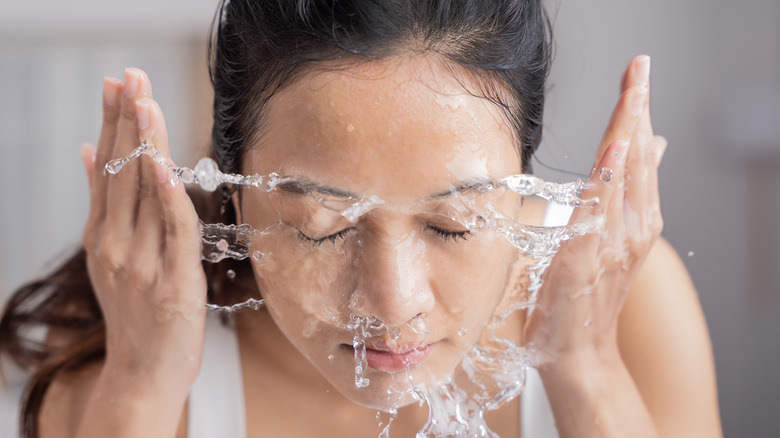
78 69 206 436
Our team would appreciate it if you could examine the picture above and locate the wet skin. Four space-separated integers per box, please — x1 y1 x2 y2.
234 56 538 410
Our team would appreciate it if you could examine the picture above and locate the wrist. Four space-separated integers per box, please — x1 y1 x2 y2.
76 366 190 437
535 342 624 378
95 361 192 412
534 347 659 438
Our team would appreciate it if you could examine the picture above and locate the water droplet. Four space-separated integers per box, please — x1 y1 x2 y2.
104 157 127 174
252 251 264 262
688 250 695 257
226 269 236 281
346 123 356 133
598 167 613 183
204 297 264 313
194 157 220 192
458 328 468 336
328 354 335 360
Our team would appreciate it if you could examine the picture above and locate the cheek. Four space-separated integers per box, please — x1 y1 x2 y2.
430 233 516 313
253 236 357 327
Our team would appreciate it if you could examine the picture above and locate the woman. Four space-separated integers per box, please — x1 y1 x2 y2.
0 0 722 436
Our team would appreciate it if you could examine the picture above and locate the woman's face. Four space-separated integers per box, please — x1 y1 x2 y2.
238 57 533 410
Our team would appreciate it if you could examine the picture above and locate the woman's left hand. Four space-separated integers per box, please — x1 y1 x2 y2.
524 55 668 369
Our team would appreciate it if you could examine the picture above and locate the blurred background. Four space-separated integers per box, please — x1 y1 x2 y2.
0 0 778 436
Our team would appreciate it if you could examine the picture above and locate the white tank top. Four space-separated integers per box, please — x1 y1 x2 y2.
188 203 571 437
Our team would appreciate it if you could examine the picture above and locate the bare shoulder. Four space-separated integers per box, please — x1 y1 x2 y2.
617 237 723 437
39 360 103 438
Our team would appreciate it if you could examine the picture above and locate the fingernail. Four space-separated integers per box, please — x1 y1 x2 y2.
80 143 96 163
635 55 650 86
631 86 647 117
103 77 120 106
655 136 668 165
136 100 150 130
124 68 139 98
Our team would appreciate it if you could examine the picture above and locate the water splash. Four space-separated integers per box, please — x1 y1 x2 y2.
104 140 149 174
463 212 604 258
340 195 385 223
105 142 607 434
598 167 613 183
204 298 265 313
106 141 268 191
348 315 383 388
499 174 597 208
200 222 259 262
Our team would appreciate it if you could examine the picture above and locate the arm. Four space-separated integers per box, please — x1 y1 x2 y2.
525 55 721 437
39 70 206 438
39 361 190 438
617 238 722 437
538 238 722 437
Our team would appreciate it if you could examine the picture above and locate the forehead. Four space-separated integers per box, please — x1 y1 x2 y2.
246 56 520 201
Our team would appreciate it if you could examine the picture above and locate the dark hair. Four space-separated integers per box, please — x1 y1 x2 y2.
211 0 551 176
0 1 551 436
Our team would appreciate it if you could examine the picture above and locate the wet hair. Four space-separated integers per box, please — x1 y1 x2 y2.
0 1 551 436
211 0 551 176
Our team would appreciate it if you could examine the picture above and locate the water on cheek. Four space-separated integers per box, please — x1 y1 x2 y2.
107 141 607 437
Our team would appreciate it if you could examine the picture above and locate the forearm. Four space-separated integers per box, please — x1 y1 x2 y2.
74 367 189 438
538 348 659 438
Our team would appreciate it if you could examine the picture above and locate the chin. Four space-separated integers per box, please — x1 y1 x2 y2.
336 373 422 411
326 361 452 412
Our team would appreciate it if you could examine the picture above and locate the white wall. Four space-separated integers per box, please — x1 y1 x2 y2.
1 0 778 436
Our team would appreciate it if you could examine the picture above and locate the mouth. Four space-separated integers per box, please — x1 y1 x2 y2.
361 343 434 372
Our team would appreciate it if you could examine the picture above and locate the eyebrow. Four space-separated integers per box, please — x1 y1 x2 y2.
275 178 359 199
275 176 495 200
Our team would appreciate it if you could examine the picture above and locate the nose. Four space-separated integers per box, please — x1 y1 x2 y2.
350 229 435 327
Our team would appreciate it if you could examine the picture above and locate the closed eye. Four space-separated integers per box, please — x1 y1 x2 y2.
426 225 471 243
297 228 355 247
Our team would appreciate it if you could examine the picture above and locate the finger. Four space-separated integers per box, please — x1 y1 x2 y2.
594 56 651 166
645 135 667 229
135 98 171 257
156 164 202 277
106 68 154 231
80 143 97 188
620 55 650 93
623 107 650 209
623 71 656 244
593 85 647 168
555 140 629 283
571 140 630 225
88 77 122 226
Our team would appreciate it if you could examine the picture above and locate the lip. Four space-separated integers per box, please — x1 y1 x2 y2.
362 343 434 372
